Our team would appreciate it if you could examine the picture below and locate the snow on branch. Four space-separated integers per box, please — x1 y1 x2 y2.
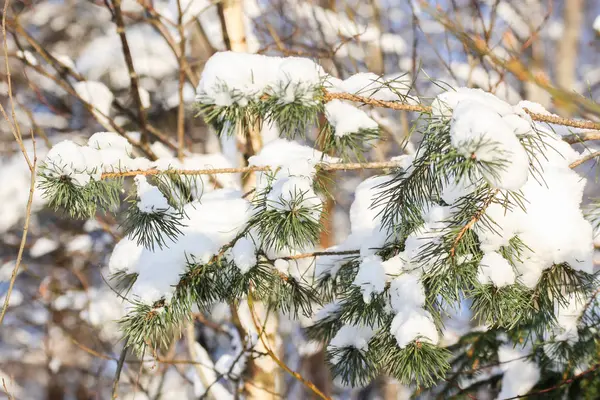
37 51 600 395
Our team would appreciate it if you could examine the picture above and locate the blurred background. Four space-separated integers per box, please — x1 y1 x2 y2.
1 0 600 398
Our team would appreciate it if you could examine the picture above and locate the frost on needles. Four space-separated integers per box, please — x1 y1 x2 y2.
38 51 600 398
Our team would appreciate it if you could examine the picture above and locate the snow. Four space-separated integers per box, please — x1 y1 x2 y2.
134 176 171 213
313 300 341 322
497 344 540 399
164 0 212 25
387 268 435 349
53 290 88 311
0 289 23 307
445 63 521 104
352 255 386 303
27 44 600 394
66 234 94 253
164 82 196 109
389 273 425 313
274 258 290 275
197 52 325 107
16 50 37 66
161 0 259 53
190 341 233 399
390 308 438 349
29 237 59 258
32 111 68 129
382 254 406 277
475 128 593 288
547 293 586 343
76 25 178 89
329 324 376 356
109 189 251 304
315 175 393 279
215 351 247 380
73 81 114 126
380 34 407 54
477 252 516 288
0 261 18 282
292 2 405 61
146 151 240 195
347 175 392 255
432 87 513 119
401 205 452 274
441 173 480 205
43 134 240 198
272 57 325 104
328 72 412 102
108 236 144 275
138 87 151 109
449 97 530 191
294 2 378 42
248 139 336 179
249 140 335 256
266 176 321 217
89 131 132 153
0 369 22 398
325 100 378 137
43 140 102 186
231 237 257 274
267 176 321 209
517 100 554 116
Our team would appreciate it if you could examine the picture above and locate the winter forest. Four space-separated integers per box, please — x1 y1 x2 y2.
4 0 600 399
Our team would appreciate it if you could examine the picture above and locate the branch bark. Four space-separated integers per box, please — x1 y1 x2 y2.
112 0 150 144
554 0 584 117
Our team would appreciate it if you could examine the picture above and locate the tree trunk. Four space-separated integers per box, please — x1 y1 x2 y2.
555 0 584 116
217 2 278 398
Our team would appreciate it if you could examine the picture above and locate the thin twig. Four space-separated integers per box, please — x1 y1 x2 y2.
176 0 186 160
323 90 431 113
247 290 331 400
111 0 150 145
0 0 37 326
100 161 402 179
449 189 499 258
569 150 600 169
282 249 360 260
1 378 15 400
112 345 128 399
560 131 600 144
324 90 600 130
501 363 600 399
69 335 224 368
7 21 174 155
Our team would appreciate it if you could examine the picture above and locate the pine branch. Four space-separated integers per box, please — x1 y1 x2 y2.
323 90 600 131
450 189 499 258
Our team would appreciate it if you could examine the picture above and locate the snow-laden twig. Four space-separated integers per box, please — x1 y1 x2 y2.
324 90 600 130
99 161 403 179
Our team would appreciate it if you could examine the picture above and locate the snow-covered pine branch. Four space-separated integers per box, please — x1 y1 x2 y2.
38 51 600 398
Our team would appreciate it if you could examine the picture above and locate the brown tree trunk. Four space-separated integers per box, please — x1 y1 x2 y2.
555 0 585 116
217 2 277 398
